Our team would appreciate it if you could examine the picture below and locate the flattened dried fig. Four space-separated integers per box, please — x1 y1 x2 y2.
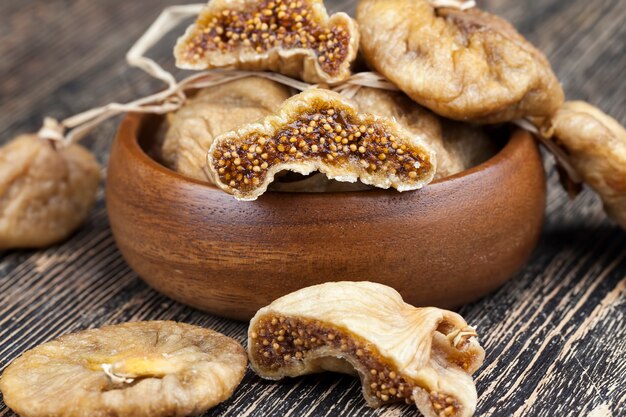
0 321 247 417
175 0 359 83
352 87 496 179
548 101 626 229
0 135 100 250
207 88 436 201
248 282 485 417
163 77 292 182
357 0 564 123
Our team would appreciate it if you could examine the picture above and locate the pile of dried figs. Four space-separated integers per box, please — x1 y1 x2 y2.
168 0 626 223
1 0 625 416
1 0 625 249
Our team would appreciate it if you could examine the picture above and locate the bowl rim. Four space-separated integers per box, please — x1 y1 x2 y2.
117 112 532 196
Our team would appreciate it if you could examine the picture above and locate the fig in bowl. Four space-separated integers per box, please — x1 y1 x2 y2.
106 99 545 319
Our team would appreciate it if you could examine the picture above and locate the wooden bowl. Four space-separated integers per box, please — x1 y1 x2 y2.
106 113 546 320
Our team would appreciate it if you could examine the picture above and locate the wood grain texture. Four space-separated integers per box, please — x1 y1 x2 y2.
0 1 625 417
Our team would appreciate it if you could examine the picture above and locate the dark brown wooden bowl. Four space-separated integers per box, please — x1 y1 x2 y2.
106 113 546 320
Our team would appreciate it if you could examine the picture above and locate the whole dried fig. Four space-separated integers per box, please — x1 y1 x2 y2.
0 135 100 250
0 321 247 417
357 0 564 123
548 101 626 230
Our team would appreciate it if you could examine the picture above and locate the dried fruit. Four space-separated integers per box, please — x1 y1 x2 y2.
207 88 436 201
357 0 564 123
0 321 247 417
248 281 485 417
547 101 626 229
0 135 100 250
175 0 359 84
439 120 497 176
162 77 292 182
352 87 495 179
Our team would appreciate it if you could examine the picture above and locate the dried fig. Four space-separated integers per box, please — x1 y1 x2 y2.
439 120 497 175
248 281 485 417
175 0 359 83
0 135 100 250
207 88 436 201
357 0 564 123
162 77 292 182
0 321 247 417
352 87 496 179
548 101 626 229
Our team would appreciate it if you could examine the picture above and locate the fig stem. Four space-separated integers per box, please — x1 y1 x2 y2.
101 364 135 385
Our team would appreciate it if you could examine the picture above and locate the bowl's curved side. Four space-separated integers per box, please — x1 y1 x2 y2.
107 114 545 320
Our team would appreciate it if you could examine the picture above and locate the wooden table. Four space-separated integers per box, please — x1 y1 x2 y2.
1 1 625 416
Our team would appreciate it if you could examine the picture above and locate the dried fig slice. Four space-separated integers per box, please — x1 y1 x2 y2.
207 88 436 201
548 101 626 230
248 282 485 417
162 77 292 182
0 321 247 417
357 0 564 123
175 0 359 83
352 87 495 179
0 135 100 250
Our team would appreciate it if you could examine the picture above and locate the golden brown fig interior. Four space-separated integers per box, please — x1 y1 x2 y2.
208 89 436 201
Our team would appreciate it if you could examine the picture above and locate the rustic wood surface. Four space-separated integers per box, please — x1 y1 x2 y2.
1 1 625 416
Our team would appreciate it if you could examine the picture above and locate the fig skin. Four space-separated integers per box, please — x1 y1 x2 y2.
357 0 564 124
0 321 247 417
0 135 100 250
548 101 626 230
162 77 292 182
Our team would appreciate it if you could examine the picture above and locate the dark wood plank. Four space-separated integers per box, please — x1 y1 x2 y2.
1 1 625 417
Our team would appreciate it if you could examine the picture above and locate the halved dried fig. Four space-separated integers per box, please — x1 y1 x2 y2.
207 88 436 200
352 87 495 179
248 282 485 417
357 0 564 123
0 321 247 417
162 77 292 182
547 101 626 229
175 0 359 83
0 135 100 250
